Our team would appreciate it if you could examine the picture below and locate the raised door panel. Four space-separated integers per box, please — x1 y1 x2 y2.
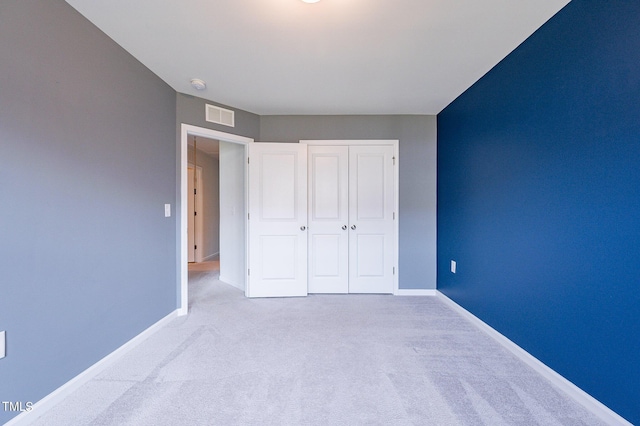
248 143 307 297
348 145 395 294
308 146 349 293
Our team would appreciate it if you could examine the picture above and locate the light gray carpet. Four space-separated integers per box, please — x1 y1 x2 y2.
32 269 606 425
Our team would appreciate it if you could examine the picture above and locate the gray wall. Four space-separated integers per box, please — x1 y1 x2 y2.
260 115 437 290
0 1 177 423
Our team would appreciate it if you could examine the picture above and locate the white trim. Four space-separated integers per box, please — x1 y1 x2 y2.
394 289 437 296
5 311 178 426
181 125 253 145
243 144 250 297
203 252 220 262
436 291 632 426
179 124 252 316
392 142 399 295
300 139 397 146
218 275 244 292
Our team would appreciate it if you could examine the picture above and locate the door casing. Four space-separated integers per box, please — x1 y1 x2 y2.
179 124 253 315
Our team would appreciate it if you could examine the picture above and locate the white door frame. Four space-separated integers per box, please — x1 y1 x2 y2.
179 124 253 315
300 140 400 295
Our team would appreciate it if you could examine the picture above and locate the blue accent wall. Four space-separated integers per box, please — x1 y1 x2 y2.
0 1 177 423
437 1 640 423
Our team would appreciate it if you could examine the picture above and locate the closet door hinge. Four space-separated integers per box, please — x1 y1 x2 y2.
248 269 250 276
247 157 250 164
392 156 396 165
393 267 396 275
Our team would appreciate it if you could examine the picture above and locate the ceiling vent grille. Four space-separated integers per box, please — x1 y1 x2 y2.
206 104 235 127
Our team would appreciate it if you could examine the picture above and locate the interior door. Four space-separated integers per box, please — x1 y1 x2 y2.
248 143 308 297
308 146 349 293
348 145 395 293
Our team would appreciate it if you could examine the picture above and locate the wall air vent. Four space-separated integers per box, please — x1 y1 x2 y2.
206 104 235 127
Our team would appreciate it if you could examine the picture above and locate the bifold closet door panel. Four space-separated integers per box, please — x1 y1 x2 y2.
307 146 349 293
248 143 308 298
348 145 395 294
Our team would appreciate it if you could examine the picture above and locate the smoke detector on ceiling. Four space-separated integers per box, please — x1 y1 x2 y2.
190 78 207 91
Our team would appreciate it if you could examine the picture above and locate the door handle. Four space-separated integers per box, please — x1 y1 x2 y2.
300 225 306 231
351 225 356 230
342 225 347 230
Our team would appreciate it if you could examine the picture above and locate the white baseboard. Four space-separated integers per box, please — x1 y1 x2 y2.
6 310 178 426
218 275 244 292
436 291 632 426
395 289 437 296
203 252 219 262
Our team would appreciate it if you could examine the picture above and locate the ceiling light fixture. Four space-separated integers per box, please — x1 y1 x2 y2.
301 0 321 3
190 78 207 91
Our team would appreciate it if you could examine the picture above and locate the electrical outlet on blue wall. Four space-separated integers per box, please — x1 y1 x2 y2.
0 331 5 359
451 260 457 273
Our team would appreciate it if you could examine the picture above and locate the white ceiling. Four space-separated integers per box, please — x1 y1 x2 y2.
65 0 570 115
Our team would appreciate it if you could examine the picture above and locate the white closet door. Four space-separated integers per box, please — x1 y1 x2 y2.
248 143 308 297
308 146 349 293
348 145 395 293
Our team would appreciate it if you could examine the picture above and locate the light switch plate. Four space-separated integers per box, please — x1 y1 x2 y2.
451 260 457 274
164 204 171 217
0 331 5 359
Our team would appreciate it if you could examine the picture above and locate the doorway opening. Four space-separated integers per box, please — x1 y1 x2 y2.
179 124 253 315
